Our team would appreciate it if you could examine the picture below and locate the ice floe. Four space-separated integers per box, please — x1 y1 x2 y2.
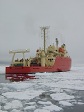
38 101 52 105
24 105 36 110
59 101 73 106
2 90 44 100
43 104 62 111
51 93 74 101
34 109 50 112
4 100 23 110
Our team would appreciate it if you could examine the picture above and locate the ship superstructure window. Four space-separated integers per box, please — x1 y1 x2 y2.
48 59 54 62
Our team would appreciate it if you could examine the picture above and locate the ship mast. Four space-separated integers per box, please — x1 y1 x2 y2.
56 38 58 48
40 26 49 52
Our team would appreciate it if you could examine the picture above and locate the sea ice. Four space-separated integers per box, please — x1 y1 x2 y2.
59 101 73 106
0 65 6 74
24 105 36 110
11 109 22 112
2 90 44 100
0 110 8 112
0 96 7 103
51 93 74 101
77 102 84 105
34 109 50 112
4 100 23 110
43 104 62 111
0 65 84 112
38 101 52 105
1 82 34 90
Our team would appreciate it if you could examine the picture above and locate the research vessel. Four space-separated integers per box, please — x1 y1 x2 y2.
6 27 71 81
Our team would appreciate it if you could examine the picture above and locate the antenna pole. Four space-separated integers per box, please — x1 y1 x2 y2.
44 28 46 52
56 38 58 48
40 26 49 52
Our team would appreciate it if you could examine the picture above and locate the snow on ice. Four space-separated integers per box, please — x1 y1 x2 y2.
0 65 84 111
0 64 6 74
4 100 23 110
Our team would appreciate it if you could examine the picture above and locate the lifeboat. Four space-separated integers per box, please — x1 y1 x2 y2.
5 27 71 81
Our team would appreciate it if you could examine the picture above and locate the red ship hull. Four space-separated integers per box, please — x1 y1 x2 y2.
6 57 71 74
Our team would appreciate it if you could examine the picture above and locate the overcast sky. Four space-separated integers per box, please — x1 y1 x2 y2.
0 0 84 64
